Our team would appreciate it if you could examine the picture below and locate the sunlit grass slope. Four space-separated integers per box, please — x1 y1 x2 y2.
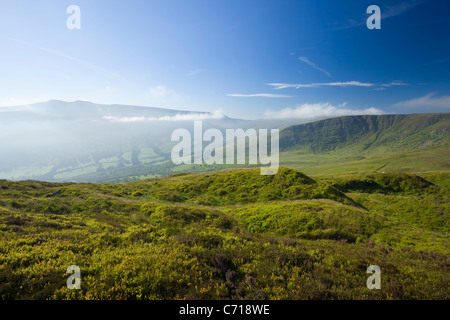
0 168 448 299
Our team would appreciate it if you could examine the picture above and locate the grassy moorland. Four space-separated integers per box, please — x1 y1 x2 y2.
281 145 450 176
0 168 448 300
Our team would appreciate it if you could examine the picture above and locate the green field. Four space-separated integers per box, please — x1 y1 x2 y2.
281 146 450 176
0 168 448 299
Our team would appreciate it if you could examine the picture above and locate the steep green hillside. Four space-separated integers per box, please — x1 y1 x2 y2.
280 113 450 153
0 168 448 300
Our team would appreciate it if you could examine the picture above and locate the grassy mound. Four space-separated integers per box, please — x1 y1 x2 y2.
227 201 384 242
0 168 448 300
322 172 438 194
134 167 354 206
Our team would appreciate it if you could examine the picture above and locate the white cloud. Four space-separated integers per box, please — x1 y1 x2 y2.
298 57 332 77
103 110 224 122
227 93 293 98
393 93 450 109
267 81 374 89
264 102 384 120
104 116 147 122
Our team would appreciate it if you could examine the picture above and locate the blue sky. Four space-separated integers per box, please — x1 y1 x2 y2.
0 0 449 119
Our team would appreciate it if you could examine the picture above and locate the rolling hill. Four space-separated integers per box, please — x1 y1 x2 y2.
279 113 450 153
0 167 448 299
279 113 450 175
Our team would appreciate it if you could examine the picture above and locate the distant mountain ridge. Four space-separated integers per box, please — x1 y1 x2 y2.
0 100 293 181
1 100 449 182
279 113 450 153
0 100 229 121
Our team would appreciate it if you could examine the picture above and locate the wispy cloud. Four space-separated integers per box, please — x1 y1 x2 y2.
298 57 331 77
41 47 125 81
382 1 425 19
8 37 125 81
186 69 207 76
380 81 409 87
374 81 409 90
268 81 374 90
420 56 450 67
264 102 384 120
333 0 425 30
227 93 293 98
103 110 224 122
393 93 450 109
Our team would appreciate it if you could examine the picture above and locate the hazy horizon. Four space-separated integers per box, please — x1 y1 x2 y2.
1 98 448 121
0 0 449 120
